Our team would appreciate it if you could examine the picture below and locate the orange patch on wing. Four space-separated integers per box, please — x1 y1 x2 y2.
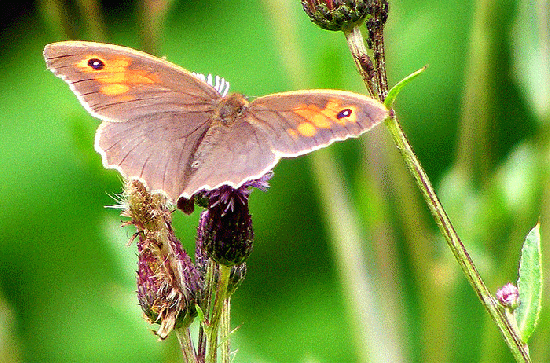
294 106 327 126
297 122 317 137
338 106 358 124
287 128 299 139
100 84 131 96
293 100 358 127
310 113 332 128
323 101 358 125
76 55 160 85
348 107 358 122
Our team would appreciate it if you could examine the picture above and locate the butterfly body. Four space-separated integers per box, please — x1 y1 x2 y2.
213 93 248 125
44 41 388 201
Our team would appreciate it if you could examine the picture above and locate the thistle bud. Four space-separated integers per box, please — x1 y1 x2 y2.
301 0 370 31
197 174 272 266
199 188 254 266
228 263 247 296
195 233 247 296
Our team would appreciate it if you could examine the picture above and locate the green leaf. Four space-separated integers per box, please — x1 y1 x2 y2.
196 304 206 326
384 66 427 109
516 223 543 343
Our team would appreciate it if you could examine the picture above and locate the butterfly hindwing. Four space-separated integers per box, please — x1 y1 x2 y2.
182 120 277 196
96 112 213 200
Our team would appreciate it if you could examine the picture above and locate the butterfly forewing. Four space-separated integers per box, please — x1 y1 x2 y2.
248 90 388 157
44 41 220 123
45 41 224 201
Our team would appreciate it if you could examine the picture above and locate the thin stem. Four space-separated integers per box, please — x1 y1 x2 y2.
197 324 206 361
205 263 231 363
370 0 388 100
175 326 197 362
384 116 530 362
344 26 377 98
345 12 532 362
220 297 232 363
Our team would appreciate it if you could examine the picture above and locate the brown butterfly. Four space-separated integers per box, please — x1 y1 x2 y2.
43 41 388 202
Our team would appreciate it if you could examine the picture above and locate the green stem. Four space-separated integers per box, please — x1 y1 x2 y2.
205 263 231 363
344 26 377 98
384 116 530 362
220 297 232 363
370 0 388 100
345 21 531 362
175 326 197 362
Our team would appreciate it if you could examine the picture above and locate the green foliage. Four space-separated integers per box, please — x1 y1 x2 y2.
1 0 548 362
517 224 543 343
385 66 427 109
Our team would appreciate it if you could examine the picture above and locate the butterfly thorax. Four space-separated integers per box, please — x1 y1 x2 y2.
214 93 249 126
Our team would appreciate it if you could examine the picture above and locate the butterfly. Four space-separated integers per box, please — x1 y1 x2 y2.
43 41 388 202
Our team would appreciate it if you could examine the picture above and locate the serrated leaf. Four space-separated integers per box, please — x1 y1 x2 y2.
385 66 427 109
516 223 542 343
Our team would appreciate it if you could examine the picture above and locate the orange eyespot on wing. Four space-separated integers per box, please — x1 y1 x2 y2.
286 100 360 137
293 100 358 126
44 41 221 125
76 55 160 97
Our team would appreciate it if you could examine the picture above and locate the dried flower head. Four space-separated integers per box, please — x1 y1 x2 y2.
137 231 201 338
124 180 202 339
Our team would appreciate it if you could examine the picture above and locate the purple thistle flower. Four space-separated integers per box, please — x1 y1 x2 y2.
197 173 272 267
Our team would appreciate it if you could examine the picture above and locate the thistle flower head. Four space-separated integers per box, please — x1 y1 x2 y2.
197 174 272 266
124 180 202 339
302 0 370 31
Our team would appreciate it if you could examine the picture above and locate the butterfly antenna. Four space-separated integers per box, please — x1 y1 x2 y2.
192 72 230 96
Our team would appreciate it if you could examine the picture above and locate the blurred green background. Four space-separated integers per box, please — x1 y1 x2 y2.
1 0 549 362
